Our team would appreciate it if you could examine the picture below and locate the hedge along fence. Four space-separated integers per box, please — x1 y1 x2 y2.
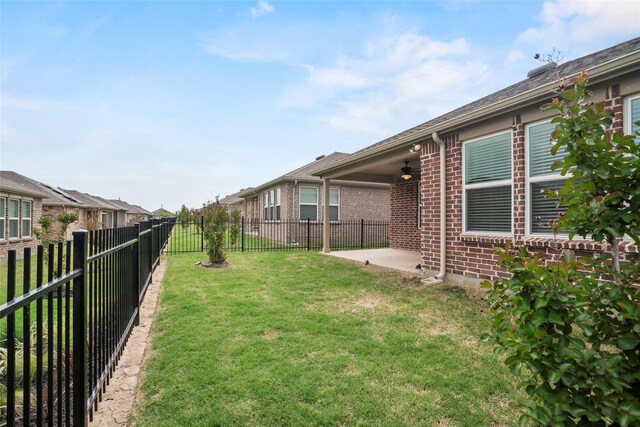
0 218 174 426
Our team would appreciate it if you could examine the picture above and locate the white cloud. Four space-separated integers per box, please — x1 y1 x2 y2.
517 0 640 54
250 0 274 18
279 32 486 137
507 49 525 63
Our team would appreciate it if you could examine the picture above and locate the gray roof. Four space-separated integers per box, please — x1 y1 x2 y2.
353 37 640 156
239 153 351 196
219 188 252 205
107 199 152 215
0 171 83 206
0 171 47 199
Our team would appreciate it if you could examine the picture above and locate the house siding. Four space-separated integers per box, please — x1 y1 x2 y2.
414 78 638 284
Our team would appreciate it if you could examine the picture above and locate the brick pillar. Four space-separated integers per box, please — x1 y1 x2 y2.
512 114 526 241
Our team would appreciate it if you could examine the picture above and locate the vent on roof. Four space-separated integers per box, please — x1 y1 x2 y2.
315 155 325 160
527 61 557 78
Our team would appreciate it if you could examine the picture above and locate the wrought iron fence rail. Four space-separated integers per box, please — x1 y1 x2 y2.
167 217 390 254
0 217 175 426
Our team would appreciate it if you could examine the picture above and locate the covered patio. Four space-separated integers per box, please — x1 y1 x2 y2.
324 248 421 274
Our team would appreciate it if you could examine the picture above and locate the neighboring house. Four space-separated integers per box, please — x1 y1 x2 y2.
58 189 121 229
238 153 390 222
0 172 46 259
108 199 153 225
0 171 89 242
218 189 251 214
314 37 640 284
153 206 174 218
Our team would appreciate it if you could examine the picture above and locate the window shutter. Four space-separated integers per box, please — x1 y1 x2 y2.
465 133 511 184
466 186 511 232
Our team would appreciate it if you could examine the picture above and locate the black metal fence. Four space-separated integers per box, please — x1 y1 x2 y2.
168 217 389 254
0 218 174 426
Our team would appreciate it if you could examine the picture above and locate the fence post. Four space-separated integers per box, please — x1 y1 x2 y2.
360 219 364 249
133 223 141 326
241 217 245 253
307 218 311 251
72 230 88 427
200 215 204 253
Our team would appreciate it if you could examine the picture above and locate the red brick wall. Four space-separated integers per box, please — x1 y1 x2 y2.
390 177 420 251
415 83 637 283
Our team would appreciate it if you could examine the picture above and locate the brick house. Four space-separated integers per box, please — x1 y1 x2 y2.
314 38 640 284
0 172 45 259
0 171 92 243
238 153 390 222
219 188 251 214
58 189 123 229
108 199 153 225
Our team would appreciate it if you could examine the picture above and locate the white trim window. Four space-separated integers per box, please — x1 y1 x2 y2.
463 131 512 234
526 120 568 235
625 93 640 141
299 187 318 221
263 192 269 220
22 200 32 237
9 198 19 238
329 188 340 222
0 198 5 240
263 188 281 221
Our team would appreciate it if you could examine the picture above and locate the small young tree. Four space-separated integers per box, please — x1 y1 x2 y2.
228 209 242 247
201 201 229 265
482 72 640 425
177 204 190 230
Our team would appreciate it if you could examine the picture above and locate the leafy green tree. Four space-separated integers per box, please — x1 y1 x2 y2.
228 209 242 246
177 204 190 230
482 72 640 425
202 201 229 264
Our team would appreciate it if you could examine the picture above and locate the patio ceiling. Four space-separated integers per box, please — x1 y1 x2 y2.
315 142 424 184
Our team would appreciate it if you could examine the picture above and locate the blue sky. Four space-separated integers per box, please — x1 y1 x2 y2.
2 0 639 212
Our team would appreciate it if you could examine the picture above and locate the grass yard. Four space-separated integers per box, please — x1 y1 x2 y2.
133 252 525 426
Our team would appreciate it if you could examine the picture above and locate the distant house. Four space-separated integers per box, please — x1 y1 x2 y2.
218 189 251 214
0 171 89 242
58 189 121 229
237 153 390 222
108 199 153 225
0 172 46 259
153 207 174 218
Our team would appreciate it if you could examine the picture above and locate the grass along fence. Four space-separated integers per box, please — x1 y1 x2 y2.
0 218 174 426
134 252 525 426
168 217 389 254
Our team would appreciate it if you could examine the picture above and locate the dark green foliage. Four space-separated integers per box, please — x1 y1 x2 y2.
228 209 241 246
482 72 640 426
202 201 229 264
177 204 190 230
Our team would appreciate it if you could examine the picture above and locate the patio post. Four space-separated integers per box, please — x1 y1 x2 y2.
322 177 330 253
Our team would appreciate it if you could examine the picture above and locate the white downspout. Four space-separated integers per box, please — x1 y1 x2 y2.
423 132 447 284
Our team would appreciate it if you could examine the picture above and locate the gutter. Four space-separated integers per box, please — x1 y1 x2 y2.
422 132 446 285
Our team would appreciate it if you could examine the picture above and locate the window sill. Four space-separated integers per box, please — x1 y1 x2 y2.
458 234 512 245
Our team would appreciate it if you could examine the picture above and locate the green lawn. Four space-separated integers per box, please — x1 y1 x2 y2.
134 252 524 426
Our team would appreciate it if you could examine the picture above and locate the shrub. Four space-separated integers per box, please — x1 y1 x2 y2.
482 72 640 425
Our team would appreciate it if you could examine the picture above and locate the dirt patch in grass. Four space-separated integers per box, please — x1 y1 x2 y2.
261 330 278 340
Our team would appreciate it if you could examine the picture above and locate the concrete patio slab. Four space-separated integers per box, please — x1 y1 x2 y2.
323 248 421 274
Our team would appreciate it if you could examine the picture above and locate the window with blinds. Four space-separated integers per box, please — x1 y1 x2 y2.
463 131 512 233
627 94 640 142
527 120 567 234
329 188 340 221
299 187 318 221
